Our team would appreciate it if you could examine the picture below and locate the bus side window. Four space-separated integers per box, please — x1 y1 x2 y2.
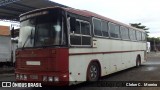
70 17 76 32
70 35 81 45
93 18 102 36
141 32 146 41
70 19 91 46
129 29 136 41
101 21 109 37
70 20 81 45
136 31 142 41
120 26 129 40
75 21 81 34
81 22 91 45
108 22 120 38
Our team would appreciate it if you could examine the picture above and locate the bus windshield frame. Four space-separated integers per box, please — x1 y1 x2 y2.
18 9 67 48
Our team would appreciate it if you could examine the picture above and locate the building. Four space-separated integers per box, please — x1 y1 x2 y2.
0 25 12 66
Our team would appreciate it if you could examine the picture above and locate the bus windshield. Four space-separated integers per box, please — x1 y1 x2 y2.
18 12 66 48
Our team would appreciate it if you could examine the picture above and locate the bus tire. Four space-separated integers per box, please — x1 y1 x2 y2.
87 62 100 81
136 55 141 67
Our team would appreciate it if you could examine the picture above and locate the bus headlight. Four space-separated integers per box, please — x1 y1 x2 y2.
20 74 23 80
43 76 47 82
24 75 27 80
54 77 59 82
48 77 53 82
16 74 19 79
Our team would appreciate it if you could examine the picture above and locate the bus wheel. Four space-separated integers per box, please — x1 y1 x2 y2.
87 62 100 81
136 56 141 67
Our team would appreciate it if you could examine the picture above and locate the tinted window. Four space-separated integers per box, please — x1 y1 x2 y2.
75 21 81 34
70 20 80 34
115 25 120 38
102 21 109 37
129 29 136 41
93 19 102 36
81 22 90 35
109 22 120 38
141 32 146 41
70 35 81 45
82 36 91 45
120 26 129 40
70 19 91 46
136 31 142 41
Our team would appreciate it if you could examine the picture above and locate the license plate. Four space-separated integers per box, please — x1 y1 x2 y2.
30 75 38 79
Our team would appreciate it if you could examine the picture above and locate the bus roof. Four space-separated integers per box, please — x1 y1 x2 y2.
20 7 145 32
66 8 145 32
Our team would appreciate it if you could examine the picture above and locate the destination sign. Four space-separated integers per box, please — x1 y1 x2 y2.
20 11 48 21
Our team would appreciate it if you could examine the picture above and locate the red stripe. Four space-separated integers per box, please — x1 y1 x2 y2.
69 50 145 55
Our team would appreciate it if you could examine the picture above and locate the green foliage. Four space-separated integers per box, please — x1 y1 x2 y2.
147 37 160 51
130 23 149 36
130 23 160 51
147 37 160 43
130 23 149 30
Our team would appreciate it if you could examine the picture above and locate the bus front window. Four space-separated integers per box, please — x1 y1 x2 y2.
35 21 61 47
35 15 62 47
18 13 65 48
18 19 35 48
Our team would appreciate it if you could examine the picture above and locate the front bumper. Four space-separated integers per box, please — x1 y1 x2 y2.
15 70 69 86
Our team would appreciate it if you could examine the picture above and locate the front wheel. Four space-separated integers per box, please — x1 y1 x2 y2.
87 62 100 81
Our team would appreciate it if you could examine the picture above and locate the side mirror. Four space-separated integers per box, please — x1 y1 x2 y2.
70 17 76 31
11 27 14 38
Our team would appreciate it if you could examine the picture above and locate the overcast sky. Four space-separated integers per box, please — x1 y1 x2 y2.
51 0 160 38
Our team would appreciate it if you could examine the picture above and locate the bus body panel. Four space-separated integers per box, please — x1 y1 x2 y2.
69 38 146 84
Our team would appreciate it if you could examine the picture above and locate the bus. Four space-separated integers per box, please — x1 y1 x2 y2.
15 7 147 86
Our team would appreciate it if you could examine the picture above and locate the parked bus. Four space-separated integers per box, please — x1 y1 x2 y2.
15 7 147 86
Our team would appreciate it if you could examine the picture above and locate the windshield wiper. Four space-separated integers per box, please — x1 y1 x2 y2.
22 30 33 49
22 35 30 50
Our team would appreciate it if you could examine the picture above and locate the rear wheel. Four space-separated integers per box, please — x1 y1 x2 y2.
87 62 100 81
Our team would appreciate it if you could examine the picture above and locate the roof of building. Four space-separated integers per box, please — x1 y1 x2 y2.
0 0 68 21
0 0 144 32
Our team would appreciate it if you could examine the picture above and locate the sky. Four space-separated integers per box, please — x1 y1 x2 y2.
51 0 160 38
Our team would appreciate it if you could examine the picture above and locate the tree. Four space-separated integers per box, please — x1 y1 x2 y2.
130 23 149 37
130 23 160 51
147 37 160 51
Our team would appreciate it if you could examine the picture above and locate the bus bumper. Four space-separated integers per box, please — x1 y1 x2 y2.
15 70 69 86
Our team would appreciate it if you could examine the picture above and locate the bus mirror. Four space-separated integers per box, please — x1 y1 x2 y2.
11 27 15 38
70 17 76 31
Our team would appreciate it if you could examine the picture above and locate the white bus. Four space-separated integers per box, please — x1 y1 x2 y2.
15 7 147 86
